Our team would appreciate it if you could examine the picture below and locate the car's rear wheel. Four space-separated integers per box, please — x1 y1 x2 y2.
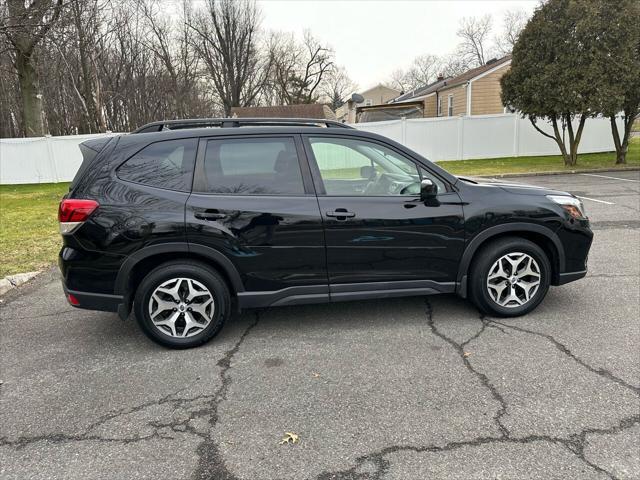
469 237 551 317
134 261 230 348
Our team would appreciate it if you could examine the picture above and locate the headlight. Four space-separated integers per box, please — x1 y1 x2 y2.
546 195 587 219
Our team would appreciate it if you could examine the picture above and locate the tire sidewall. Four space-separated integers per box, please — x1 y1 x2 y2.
472 239 551 317
134 263 229 348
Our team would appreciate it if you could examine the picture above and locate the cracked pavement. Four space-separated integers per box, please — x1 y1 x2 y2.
1 171 639 479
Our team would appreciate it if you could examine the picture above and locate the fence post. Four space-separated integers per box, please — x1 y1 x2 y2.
457 116 465 160
45 135 59 183
400 117 407 145
513 114 520 158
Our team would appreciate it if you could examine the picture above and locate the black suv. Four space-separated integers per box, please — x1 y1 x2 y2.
59 118 592 348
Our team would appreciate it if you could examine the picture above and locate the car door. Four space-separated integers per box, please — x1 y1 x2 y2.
186 134 328 306
303 134 465 297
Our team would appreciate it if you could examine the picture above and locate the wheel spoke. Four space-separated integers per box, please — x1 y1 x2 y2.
156 279 182 303
185 279 209 302
190 298 214 320
180 312 202 337
518 279 540 301
488 259 508 281
150 294 176 319
153 311 181 337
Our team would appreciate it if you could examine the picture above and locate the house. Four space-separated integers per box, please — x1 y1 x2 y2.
231 104 336 119
358 55 512 122
433 55 512 117
335 84 401 123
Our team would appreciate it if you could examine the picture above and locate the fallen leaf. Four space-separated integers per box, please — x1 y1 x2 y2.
463 351 471 358
279 432 299 445
312 372 320 378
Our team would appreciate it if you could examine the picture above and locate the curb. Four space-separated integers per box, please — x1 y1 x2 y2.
474 167 640 179
0 271 41 296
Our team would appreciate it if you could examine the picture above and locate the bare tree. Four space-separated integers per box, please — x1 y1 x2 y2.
188 0 267 116
2 0 63 136
495 9 529 56
321 66 356 110
388 68 409 93
269 30 333 105
456 14 493 67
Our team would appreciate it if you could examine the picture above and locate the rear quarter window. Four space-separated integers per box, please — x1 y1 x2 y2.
117 138 197 191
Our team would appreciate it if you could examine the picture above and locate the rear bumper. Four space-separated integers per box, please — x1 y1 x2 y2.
63 285 123 313
557 269 587 285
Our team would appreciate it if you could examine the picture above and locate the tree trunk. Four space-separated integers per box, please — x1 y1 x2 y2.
550 116 572 165
610 109 637 165
15 52 45 137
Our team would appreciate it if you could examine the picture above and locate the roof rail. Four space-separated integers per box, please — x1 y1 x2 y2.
132 117 353 133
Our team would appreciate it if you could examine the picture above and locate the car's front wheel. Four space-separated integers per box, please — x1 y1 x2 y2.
469 237 551 317
134 261 230 348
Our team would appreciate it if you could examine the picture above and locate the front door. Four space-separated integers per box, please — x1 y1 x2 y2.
304 134 465 295
186 135 328 305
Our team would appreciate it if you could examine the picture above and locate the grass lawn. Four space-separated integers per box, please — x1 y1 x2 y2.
0 138 638 278
437 137 639 176
0 182 70 278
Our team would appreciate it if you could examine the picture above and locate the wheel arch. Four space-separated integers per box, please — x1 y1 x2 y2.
114 243 244 319
456 223 565 298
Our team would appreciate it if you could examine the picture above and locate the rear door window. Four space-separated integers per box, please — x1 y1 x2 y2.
117 138 197 191
195 137 305 195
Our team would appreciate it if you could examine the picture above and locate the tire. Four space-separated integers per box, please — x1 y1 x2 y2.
134 260 231 348
469 237 551 317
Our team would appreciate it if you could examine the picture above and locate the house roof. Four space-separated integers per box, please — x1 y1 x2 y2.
231 104 336 120
390 78 450 103
441 55 512 90
389 55 512 103
358 84 400 96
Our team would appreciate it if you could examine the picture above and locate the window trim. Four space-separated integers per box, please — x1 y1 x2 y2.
301 134 452 197
115 137 198 193
447 95 454 117
192 134 315 196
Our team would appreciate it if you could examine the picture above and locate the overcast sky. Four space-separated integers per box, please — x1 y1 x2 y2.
257 0 540 90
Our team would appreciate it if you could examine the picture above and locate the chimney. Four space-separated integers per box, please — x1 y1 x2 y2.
437 73 444 81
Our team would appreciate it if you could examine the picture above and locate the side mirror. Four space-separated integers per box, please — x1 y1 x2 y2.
420 178 438 200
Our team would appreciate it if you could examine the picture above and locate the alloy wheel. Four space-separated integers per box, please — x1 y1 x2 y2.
148 277 215 338
486 252 541 308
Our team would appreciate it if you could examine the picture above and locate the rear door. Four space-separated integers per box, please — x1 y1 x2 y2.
303 134 465 294
186 134 328 303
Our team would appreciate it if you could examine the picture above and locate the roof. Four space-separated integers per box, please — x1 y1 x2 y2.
389 55 512 103
358 83 401 96
390 78 451 103
441 55 511 90
231 104 336 120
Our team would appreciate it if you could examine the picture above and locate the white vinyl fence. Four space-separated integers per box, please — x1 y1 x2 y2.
355 113 621 162
0 133 117 185
0 114 622 184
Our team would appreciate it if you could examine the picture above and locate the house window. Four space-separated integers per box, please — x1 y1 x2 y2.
437 97 442 116
447 95 454 116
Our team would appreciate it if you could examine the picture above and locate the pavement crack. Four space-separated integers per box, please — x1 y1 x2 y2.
425 299 510 438
192 311 261 480
490 320 640 396
316 414 640 480
0 313 262 466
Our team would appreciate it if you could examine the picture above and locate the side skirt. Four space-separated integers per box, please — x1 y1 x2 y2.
237 280 456 309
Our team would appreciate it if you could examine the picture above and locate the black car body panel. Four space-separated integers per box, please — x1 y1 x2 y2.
58 121 593 319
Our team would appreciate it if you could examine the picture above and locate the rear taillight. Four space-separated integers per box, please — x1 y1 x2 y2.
58 199 99 234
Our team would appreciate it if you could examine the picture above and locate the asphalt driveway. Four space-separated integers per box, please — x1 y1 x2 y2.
1 171 639 480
